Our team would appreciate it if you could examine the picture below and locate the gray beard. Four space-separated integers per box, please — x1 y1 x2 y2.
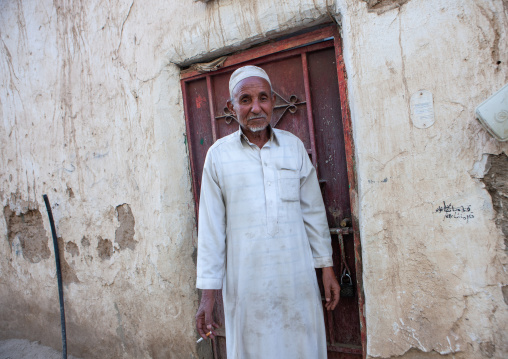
249 124 268 132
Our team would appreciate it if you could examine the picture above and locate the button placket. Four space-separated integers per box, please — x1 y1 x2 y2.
261 147 278 236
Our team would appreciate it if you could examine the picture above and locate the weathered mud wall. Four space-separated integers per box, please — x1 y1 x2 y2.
0 1 345 358
0 0 201 357
344 0 508 358
0 0 506 358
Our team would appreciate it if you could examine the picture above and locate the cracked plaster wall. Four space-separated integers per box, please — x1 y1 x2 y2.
0 0 507 358
344 0 508 358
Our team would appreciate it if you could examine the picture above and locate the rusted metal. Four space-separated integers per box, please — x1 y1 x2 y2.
327 344 363 355
330 227 354 235
180 80 200 223
333 26 367 359
326 304 335 347
308 44 361 356
272 91 306 128
340 217 351 228
214 106 236 125
212 336 218 359
181 25 364 359
181 26 335 80
206 75 218 143
301 52 318 168
213 327 226 337
328 352 363 359
214 90 306 128
212 290 227 357
182 40 334 82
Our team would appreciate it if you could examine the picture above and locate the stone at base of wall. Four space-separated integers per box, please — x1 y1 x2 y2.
0 339 82 359
370 348 466 359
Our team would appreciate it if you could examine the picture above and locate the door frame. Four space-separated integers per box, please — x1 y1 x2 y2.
180 25 366 359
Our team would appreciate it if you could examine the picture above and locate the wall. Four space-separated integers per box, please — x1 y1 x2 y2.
0 0 506 358
0 1 200 357
343 1 508 357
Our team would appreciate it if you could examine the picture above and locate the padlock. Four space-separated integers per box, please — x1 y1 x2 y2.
340 270 355 298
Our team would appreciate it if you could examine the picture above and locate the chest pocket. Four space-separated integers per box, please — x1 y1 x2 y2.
278 169 300 201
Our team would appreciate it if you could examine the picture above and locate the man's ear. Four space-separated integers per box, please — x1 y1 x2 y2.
226 99 235 115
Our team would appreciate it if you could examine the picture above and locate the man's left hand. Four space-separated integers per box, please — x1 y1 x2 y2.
322 267 340 311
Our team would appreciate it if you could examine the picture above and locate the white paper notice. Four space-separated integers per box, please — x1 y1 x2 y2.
410 90 435 129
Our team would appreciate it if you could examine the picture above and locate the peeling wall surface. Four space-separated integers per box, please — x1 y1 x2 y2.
0 0 507 358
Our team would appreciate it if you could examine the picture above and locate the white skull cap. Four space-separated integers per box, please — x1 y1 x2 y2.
229 65 272 98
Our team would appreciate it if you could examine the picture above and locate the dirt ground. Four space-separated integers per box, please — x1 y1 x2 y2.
0 339 81 359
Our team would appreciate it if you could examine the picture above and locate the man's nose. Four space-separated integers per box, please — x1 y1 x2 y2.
251 99 261 114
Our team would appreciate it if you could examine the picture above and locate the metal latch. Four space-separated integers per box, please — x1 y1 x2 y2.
329 227 353 235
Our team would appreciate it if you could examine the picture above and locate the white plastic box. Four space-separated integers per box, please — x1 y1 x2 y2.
475 83 508 142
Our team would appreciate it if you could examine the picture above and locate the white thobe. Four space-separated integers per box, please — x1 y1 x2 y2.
196 127 333 359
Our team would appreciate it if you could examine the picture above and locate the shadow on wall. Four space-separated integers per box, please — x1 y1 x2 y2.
363 0 411 14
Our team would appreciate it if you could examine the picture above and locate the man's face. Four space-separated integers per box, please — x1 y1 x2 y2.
227 77 276 134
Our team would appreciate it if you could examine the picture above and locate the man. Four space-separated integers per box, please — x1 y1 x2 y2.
195 65 340 358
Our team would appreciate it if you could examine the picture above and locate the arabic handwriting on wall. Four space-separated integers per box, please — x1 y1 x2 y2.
435 201 474 223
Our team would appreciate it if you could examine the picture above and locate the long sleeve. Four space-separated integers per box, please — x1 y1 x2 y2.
195 130 330 357
298 140 333 268
196 148 227 289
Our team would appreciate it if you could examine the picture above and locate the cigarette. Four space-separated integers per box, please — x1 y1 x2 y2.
196 331 212 343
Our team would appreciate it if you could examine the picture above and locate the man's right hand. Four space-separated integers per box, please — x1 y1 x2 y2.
196 289 219 340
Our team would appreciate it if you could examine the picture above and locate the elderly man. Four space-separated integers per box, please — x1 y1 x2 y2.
195 65 340 358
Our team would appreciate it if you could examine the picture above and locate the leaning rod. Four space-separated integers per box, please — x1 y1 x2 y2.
43 194 67 359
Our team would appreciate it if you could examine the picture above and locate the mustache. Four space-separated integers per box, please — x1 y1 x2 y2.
247 115 267 121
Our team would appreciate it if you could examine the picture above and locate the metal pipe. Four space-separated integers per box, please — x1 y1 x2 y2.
43 194 67 359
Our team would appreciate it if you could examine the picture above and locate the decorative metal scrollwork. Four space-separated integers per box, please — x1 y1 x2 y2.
271 91 306 128
215 107 237 124
214 90 306 127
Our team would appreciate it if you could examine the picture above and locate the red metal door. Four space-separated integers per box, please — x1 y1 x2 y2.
182 26 365 359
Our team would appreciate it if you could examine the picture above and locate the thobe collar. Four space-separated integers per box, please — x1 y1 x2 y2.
238 125 279 148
